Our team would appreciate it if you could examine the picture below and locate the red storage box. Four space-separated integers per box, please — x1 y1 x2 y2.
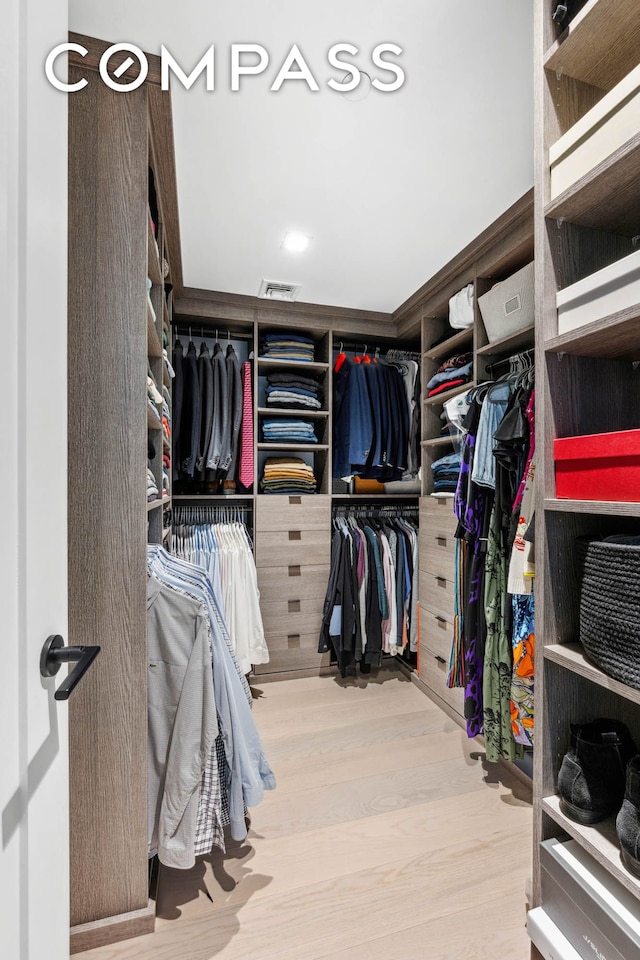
554 429 640 501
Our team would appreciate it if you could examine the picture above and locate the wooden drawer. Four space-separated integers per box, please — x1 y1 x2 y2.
257 564 330 604
421 536 457 574
420 496 458 540
420 606 455 663
419 569 455 623
256 494 331 532
255 528 331 568
254 646 330 676
261 596 325 639
419 647 464 718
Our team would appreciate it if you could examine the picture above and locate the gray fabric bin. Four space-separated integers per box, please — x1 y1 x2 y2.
478 260 534 342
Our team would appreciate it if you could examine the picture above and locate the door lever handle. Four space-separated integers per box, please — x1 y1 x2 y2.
40 634 101 701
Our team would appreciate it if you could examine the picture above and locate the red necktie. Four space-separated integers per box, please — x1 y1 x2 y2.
239 361 254 488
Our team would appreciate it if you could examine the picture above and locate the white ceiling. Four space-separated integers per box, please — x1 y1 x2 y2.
69 0 534 314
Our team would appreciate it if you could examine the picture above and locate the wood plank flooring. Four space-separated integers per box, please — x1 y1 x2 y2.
75 668 533 960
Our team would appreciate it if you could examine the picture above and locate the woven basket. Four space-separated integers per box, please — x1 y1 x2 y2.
578 537 640 689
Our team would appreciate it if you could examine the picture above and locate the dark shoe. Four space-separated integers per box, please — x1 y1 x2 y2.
558 718 636 824
617 756 640 877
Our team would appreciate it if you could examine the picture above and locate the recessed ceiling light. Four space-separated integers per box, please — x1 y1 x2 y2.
282 232 312 253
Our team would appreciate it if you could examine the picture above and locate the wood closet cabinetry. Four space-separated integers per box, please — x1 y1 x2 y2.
391 194 535 724
66 38 181 953
530 0 640 949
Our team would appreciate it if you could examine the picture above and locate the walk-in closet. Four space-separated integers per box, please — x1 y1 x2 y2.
8 3 640 960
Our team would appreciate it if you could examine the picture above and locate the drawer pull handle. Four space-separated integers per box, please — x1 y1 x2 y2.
435 616 447 628
434 655 446 665
289 530 302 541
288 565 301 577
288 600 301 613
436 577 446 588
287 634 301 649
436 536 447 547
289 496 302 505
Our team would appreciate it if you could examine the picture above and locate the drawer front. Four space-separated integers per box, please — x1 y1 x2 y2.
258 564 330 604
254 646 330 676
422 538 457 574
421 607 455 663
420 496 458 540
261 596 325 639
420 647 464 717
255 528 331 568
256 494 331 532
419 569 455 622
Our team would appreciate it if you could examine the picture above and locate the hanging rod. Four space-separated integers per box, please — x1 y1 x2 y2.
485 347 535 376
173 322 254 342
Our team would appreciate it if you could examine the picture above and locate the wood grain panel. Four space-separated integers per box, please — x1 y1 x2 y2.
257 564 330 603
260 597 325 638
421 609 455 662
255 494 331 532
68 70 150 925
421 538 457 572
420 646 464 717
419 569 455 622
253 646 329 675
419 501 459 540
148 84 183 295
255 528 331 568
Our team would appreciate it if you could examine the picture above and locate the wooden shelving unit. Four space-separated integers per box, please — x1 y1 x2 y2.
531 0 640 945
476 324 535 356
423 326 473 360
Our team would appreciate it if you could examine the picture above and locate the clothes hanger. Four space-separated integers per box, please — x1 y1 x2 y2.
334 341 347 373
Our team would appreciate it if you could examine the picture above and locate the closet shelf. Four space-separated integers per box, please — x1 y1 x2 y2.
423 326 473 360
544 304 640 360
331 493 419 500
148 213 162 285
172 494 254 502
544 497 640 517
476 325 535 357
543 0 640 91
424 381 476 407
544 131 640 236
257 407 329 419
544 643 640 706
146 496 169 513
257 443 329 451
147 305 162 358
421 436 460 448
542 794 640 903
147 406 162 430
257 358 330 372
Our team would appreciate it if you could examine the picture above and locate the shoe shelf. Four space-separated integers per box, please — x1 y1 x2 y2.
543 0 640 92
544 498 640 518
542 794 640 901
544 644 640 708
544 304 640 361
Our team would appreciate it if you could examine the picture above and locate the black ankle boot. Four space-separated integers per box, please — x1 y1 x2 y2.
616 756 640 877
557 718 636 824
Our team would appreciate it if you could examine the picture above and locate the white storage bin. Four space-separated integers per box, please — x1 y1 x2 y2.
550 63 640 199
477 261 535 343
557 247 640 334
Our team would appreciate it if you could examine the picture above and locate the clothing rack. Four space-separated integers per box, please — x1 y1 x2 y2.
174 503 253 525
173 322 254 343
485 347 534 376
332 503 419 520
385 348 421 362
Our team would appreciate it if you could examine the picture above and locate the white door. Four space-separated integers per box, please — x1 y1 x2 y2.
1 0 70 958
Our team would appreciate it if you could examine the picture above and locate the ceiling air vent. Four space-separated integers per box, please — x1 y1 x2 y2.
258 279 302 302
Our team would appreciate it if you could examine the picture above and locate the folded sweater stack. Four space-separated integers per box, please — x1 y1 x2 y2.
262 419 317 444
265 371 323 410
147 467 159 502
260 456 317 494
260 332 315 362
431 451 462 493
426 352 473 398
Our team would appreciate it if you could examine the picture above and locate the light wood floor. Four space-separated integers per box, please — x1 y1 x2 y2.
75 668 533 960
